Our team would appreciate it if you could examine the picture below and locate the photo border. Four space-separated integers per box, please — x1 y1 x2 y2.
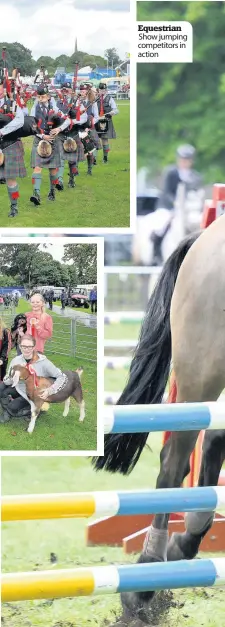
0 236 104 458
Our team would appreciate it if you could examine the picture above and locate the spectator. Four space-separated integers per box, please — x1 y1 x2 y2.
0 334 67 422
48 289 54 311
26 292 53 352
61 289 67 310
89 286 97 313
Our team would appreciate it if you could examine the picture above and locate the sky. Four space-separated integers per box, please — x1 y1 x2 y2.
0 0 130 63
39 243 70 263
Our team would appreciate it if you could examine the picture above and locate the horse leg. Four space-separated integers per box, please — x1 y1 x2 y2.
63 397 70 417
121 428 200 618
167 429 225 561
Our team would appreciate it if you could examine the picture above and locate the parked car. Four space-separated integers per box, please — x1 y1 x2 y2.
68 288 90 308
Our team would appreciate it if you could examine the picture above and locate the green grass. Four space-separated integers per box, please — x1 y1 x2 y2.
105 321 140 341
0 300 97 451
2 448 225 627
0 102 130 228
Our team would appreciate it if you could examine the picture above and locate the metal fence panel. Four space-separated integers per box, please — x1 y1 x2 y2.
45 317 97 364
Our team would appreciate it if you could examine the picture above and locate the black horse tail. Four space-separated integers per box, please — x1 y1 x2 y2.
93 231 201 475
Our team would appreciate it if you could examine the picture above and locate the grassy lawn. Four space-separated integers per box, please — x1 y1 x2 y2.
2 448 225 627
0 300 97 451
0 102 130 229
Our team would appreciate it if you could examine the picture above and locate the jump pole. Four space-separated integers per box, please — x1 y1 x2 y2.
3 558 225 602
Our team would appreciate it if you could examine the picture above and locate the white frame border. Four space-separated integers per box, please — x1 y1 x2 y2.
0 236 104 458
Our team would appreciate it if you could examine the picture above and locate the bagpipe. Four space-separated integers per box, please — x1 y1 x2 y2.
94 94 110 135
0 112 38 138
36 109 68 158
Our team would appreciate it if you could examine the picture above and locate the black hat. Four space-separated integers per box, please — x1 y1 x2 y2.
37 84 49 96
79 83 89 90
62 82 71 89
99 82 107 90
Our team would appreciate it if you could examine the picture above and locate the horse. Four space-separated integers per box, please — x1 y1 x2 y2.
93 215 225 620
10 365 85 434
133 182 205 267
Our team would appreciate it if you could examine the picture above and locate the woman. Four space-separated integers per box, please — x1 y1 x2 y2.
0 318 9 380
25 292 53 353
0 334 66 424
30 85 71 205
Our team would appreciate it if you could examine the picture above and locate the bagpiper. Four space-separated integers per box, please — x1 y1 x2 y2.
95 82 119 163
78 83 101 168
30 84 71 205
0 71 26 218
55 84 85 190
71 83 99 177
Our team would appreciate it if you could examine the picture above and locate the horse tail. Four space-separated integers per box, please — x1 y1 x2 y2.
92 230 200 475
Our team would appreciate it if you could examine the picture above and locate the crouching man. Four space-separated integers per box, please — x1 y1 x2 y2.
0 334 67 429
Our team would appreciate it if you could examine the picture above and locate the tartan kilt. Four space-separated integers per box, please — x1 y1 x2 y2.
89 128 102 150
97 119 116 140
58 133 85 164
31 136 61 169
0 140 26 180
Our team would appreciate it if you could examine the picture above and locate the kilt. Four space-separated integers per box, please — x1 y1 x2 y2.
97 119 116 140
31 136 61 169
0 140 26 180
90 128 102 150
58 133 85 164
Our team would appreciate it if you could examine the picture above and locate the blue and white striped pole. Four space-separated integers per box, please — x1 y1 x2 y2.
3 486 225 520
104 403 225 434
3 559 225 601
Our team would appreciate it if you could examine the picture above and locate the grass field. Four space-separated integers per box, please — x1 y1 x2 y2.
2 449 225 627
104 320 140 394
0 102 130 228
0 300 97 451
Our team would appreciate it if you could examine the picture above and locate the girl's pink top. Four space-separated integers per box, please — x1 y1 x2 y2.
26 311 53 353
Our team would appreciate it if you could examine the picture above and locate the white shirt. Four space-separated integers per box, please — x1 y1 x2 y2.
30 98 70 136
104 94 118 115
34 69 48 84
0 100 24 137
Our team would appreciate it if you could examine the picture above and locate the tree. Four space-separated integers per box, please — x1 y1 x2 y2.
0 245 40 286
104 48 122 67
63 245 97 283
0 42 34 75
0 274 20 287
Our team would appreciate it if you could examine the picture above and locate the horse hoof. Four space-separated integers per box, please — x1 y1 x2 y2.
121 591 155 624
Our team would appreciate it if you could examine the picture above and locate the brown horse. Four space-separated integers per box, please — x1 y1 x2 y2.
93 216 225 619
11 365 85 434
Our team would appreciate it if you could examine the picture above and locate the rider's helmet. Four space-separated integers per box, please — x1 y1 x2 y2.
177 145 196 159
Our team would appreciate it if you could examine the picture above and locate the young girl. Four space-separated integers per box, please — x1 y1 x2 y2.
0 318 9 380
26 292 53 353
